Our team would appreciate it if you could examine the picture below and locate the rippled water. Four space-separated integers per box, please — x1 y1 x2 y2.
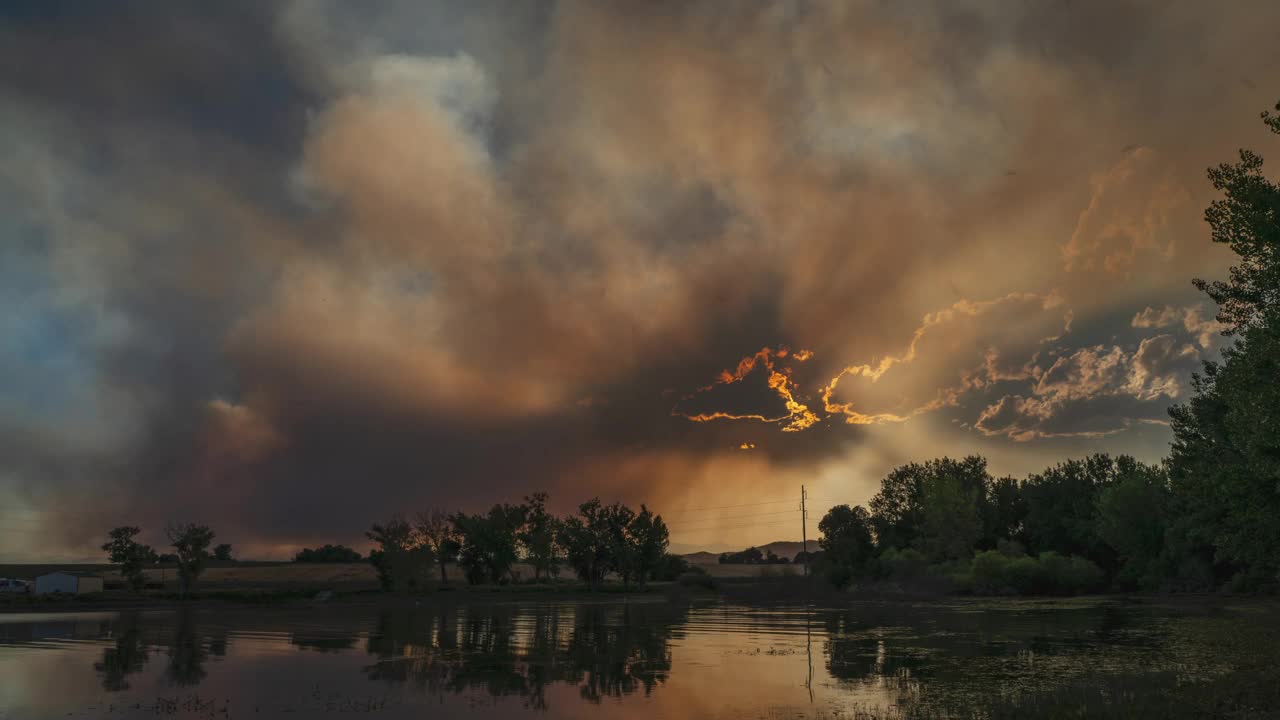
0 598 1275 719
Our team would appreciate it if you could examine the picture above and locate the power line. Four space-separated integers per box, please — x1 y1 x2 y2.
659 498 806 514
663 508 800 527
666 519 799 534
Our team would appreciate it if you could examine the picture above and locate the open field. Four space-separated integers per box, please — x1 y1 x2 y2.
1 557 799 591
0 562 378 591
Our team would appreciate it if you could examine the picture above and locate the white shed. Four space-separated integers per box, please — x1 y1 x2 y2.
34 572 104 595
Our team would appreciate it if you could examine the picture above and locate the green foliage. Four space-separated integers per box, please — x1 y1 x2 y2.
876 547 928 582
451 504 526 585
718 547 765 564
1021 455 1130 568
101 526 157 594
166 523 215 597
968 549 1103 596
555 498 667 589
293 544 362 563
1166 102 1280 590
415 509 459 584
818 504 876 572
982 476 1026 549
366 516 429 591
825 563 855 589
869 456 996 559
676 568 717 591
652 553 690 582
627 505 669 587
918 473 982 562
1096 462 1170 590
516 492 558 582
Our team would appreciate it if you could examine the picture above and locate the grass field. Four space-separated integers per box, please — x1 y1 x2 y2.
0 557 801 595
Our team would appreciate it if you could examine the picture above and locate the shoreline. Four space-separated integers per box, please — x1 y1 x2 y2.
1 582 1255 616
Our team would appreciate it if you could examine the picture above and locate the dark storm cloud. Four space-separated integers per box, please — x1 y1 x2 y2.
2 0 1279 558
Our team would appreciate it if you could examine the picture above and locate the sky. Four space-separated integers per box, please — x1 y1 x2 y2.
2 0 1279 561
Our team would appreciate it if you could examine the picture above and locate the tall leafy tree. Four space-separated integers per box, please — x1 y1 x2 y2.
518 492 559 582
627 505 669 587
818 505 876 571
981 476 1026 549
366 516 427 591
1096 460 1170 590
559 499 611 588
869 456 990 556
416 509 461 584
165 523 215 597
102 526 158 593
1169 100 1280 588
451 503 527 584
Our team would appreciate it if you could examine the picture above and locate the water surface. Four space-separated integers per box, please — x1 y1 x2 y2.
0 597 1275 718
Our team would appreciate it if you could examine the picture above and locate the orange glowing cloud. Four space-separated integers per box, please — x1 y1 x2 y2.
672 346 818 432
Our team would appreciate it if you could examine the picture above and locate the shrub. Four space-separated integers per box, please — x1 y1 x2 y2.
877 547 928 581
972 550 1012 594
676 569 717 591
967 550 1104 596
652 553 691 582
825 564 854 589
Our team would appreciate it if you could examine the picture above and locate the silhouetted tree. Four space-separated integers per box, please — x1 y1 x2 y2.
559 499 636 588
367 516 429 591
517 492 559 582
94 613 149 691
981 476 1026 549
627 505 668 587
294 544 363 563
1168 100 1280 589
452 504 527 584
102 526 157 593
416 509 461 584
1096 460 1170 590
212 543 233 561
819 505 876 573
165 523 215 597
1021 455 1117 568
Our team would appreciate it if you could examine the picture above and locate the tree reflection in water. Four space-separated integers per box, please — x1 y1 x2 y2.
94 613 149 691
93 608 229 691
363 602 684 710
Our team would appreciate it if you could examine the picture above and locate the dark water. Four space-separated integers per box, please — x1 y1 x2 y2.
0 598 1276 719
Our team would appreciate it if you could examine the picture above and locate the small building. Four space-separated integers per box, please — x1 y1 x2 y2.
34 571 104 595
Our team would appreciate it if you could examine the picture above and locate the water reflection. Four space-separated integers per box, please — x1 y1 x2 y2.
94 614 148 691
91 609 227 691
363 602 683 708
1 598 1276 719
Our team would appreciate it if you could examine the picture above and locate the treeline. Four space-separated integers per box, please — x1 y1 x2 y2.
718 547 791 564
817 455 1158 594
293 544 363 563
364 493 688 591
102 523 221 595
819 102 1280 595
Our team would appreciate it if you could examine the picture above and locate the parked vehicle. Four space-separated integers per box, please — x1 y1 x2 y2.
0 578 31 593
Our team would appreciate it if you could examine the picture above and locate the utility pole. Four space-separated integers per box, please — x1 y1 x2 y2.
800 485 808 576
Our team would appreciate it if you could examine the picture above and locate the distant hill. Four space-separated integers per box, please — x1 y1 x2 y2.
682 540 813 563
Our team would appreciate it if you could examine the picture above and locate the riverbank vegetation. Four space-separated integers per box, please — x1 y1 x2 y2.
816 103 1280 597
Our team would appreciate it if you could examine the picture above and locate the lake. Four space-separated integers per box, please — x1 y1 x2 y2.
1 597 1277 719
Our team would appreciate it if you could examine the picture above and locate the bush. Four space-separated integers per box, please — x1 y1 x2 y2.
294 544 363 563
966 550 1104 596
676 569 717 591
877 547 928 581
972 550 1011 594
825 564 854 589
652 553 691 581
